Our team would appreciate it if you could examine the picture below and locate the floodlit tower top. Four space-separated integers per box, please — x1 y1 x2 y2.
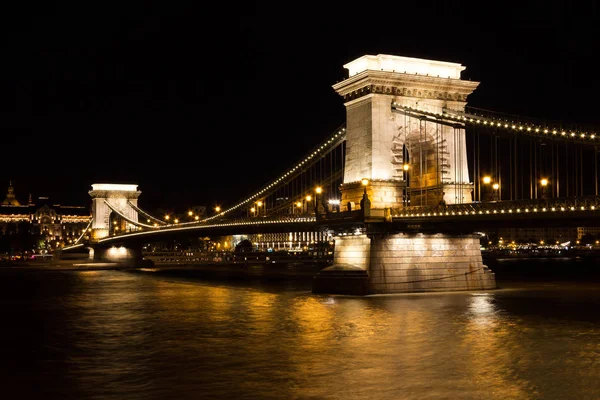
344 54 466 79
91 183 139 192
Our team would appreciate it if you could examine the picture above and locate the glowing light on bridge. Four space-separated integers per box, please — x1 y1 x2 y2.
97 216 319 243
393 200 599 219
198 126 347 222
91 184 139 192
392 104 597 143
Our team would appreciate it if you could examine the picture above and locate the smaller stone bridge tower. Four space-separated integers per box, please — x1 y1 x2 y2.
88 183 142 240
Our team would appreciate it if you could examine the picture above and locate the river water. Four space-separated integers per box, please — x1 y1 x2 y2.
1 258 599 399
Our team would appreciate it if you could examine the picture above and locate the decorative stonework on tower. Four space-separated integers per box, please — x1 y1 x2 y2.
332 54 479 210
88 183 141 240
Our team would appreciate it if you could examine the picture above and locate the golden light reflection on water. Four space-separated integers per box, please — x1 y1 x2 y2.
195 286 234 323
47 271 600 399
243 290 279 336
460 293 538 399
291 296 335 344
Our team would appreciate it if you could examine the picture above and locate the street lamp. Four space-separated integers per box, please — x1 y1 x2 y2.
360 178 371 213
402 164 410 206
540 178 549 200
361 178 369 194
482 176 497 201
492 183 499 201
315 186 323 215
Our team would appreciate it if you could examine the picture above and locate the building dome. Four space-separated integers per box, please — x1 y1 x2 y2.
2 181 21 206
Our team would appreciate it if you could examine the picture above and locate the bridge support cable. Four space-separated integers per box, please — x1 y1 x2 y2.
392 104 599 147
61 243 85 252
72 218 93 246
126 201 168 226
103 200 160 230
594 146 598 196
394 103 599 205
265 168 344 216
200 124 347 223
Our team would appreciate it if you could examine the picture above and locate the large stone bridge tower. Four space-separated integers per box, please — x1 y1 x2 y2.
88 183 142 240
332 54 479 210
314 54 496 295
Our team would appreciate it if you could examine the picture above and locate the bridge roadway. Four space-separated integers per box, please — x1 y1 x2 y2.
88 217 321 249
79 195 600 249
60 196 600 295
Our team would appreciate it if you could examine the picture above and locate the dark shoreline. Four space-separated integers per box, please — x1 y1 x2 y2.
2 256 599 284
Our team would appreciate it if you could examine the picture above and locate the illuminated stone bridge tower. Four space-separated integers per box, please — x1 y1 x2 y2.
332 54 479 210
314 55 496 295
88 183 142 240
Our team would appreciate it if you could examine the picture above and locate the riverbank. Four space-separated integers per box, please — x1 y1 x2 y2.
0 259 133 271
483 254 600 281
3 255 599 285
0 258 331 274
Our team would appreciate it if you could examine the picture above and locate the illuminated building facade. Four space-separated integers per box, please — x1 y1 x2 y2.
0 182 91 250
495 226 600 244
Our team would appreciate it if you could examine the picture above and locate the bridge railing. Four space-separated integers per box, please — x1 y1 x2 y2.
392 195 600 217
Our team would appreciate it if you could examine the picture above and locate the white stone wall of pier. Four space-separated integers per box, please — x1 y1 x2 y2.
332 235 371 270
369 233 496 293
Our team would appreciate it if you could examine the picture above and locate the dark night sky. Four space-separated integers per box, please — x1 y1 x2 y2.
0 1 598 212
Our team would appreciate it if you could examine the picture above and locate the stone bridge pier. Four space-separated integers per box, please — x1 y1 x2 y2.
89 242 154 267
313 231 496 295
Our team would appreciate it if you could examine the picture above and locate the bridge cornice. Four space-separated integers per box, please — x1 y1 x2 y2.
332 70 480 103
88 190 142 200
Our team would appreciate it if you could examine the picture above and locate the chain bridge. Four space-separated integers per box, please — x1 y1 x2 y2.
63 54 600 295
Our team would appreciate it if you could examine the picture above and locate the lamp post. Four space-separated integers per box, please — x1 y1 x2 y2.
403 164 410 206
305 195 312 214
315 186 322 216
482 176 491 202
360 178 370 215
361 178 369 194
492 183 499 201
540 178 548 200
